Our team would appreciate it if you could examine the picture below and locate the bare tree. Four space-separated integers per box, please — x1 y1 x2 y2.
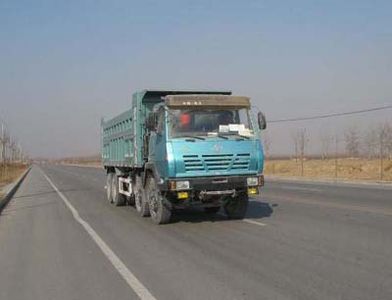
377 122 392 180
0 120 26 168
344 127 360 157
334 134 339 180
263 132 272 159
385 123 392 160
0 123 4 163
291 131 299 162
363 126 378 159
320 130 333 160
0 122 9 180
1 122 9 164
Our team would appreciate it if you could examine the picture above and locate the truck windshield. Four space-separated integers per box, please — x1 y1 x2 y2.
168 108 254 138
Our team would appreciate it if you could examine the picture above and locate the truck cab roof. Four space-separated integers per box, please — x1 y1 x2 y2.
136 90 232 105
164 94 250 108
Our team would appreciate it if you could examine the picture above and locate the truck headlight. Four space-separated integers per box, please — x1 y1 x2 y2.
169 180 190 190
176 180 190 190
247 177 258 186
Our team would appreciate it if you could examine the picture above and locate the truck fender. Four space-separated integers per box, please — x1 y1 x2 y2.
143 163 161 186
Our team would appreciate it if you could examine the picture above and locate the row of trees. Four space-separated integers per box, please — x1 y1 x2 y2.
318 123 392 160
0 122 26 164
263 122 392 160
345 124 392 159
262 121 392 180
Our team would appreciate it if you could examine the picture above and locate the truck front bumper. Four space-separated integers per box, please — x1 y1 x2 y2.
160 175 263 198
161 175 263 209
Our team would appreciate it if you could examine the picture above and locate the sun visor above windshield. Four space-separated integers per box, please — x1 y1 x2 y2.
164 95 251 108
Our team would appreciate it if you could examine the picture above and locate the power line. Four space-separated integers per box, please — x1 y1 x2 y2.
269 104 392 123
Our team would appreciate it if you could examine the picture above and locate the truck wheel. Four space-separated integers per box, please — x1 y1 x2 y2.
126 194 135 206
145 176 171 224
224 193 249 219
204 206 221 214
134 176 149 217
111 175 126 206
106 173 113 203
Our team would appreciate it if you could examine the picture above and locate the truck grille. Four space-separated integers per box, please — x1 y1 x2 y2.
232 153 251 170
183 153 250 172
183 155 204 171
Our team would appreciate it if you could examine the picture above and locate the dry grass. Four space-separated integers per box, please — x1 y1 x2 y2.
0 163 28 196
265 158 392 182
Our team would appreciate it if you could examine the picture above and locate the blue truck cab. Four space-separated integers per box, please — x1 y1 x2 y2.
101 90 266 224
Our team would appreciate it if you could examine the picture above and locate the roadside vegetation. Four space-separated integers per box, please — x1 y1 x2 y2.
1 121 29 196
0 163 28 196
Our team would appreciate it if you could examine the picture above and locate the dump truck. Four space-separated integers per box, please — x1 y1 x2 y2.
101 90 266 224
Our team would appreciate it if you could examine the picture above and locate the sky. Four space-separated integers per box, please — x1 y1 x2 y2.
0 0 391 158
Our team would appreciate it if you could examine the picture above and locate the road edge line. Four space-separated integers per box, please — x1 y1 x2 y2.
40 168 157 300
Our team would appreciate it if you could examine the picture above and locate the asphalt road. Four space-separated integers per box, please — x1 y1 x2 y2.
1 165 391 300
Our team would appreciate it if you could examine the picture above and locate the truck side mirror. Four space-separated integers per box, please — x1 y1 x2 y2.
146 112 158 131
257 112 267 130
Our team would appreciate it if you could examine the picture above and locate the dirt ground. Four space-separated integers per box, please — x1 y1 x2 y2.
264 158 392 182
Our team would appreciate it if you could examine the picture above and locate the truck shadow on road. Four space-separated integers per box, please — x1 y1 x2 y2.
246 199 276 219
171 200 276 224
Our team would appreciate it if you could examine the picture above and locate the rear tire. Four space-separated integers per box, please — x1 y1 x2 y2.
111 175 126 206
224 193 249 219
145 176 171 224
134 175 150 217
106 172 113 203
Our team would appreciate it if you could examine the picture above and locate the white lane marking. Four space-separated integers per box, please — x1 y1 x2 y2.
41 170 157 300
280 185 322 192
243 219 267 226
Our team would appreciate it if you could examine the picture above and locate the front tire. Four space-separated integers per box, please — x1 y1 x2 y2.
145 176 171 224
134 175 150 217
224 193 249 219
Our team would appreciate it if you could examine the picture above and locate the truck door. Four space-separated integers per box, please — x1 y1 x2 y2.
148 107 167 177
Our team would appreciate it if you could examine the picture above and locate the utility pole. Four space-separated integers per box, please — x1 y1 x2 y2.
379 124 386 181
297 128 307 177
